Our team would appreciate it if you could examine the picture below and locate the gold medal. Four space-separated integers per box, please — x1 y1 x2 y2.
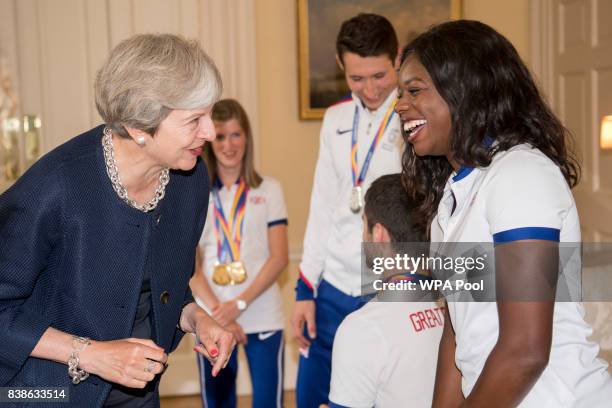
349 185 364 213
212 263 232 285
229 261 247 284
212 261 248 286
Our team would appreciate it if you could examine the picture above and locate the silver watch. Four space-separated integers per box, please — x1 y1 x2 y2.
236 298 248 311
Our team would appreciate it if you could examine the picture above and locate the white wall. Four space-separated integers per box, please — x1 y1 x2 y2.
0 0 259 155
532 0 612 242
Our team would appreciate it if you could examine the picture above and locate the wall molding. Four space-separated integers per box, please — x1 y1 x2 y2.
1 0 259 156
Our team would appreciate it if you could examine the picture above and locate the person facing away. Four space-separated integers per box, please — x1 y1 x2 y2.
190 98 289 408
396 19 612 407
291 13 403 408
326 173 443 408
0 33 235 408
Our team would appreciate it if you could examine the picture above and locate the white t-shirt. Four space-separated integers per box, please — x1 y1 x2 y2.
430 144 612 407
196 176 287 333
329 301 443 408
300 90 403 296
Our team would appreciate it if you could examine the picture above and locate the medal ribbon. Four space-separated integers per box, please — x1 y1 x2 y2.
350 100 397 186
212 177 249 263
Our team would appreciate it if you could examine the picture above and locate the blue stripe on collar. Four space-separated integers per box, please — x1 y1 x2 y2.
452 166 474 182
451 137 492 183
213 176 241 190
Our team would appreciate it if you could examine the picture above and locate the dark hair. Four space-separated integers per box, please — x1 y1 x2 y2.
399 20 580 232
203 98 262 188
364 174 426 243
336 13 398 64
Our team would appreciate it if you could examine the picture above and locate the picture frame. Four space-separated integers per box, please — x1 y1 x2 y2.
297 0 462 120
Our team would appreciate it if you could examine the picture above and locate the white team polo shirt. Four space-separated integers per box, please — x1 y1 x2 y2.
197 176 287 333
430 144 612 407
329 301 443 407
300 90 403 296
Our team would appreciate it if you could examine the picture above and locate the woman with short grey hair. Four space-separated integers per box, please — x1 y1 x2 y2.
0 33 235 407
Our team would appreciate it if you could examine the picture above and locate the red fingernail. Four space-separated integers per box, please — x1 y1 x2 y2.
210 348 218 357
193 347 199 352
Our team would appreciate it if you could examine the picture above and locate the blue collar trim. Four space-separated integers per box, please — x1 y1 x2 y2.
452 166 474 182
213 176 241 190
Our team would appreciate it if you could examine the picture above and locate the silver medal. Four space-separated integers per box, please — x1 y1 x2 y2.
349 185 364 213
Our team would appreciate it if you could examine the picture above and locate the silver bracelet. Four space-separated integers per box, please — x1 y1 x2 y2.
68 336 91 384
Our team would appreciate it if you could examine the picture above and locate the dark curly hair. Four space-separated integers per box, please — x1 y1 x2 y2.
399 20 580 233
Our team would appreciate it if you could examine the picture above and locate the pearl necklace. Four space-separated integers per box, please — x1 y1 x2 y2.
101 127 169 212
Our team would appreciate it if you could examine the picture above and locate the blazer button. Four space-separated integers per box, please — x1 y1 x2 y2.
160 291 170 304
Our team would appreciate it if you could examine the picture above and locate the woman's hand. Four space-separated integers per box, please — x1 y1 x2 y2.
180 302 236 377
211 300 241 327
225 321 248 345
79 338 168 389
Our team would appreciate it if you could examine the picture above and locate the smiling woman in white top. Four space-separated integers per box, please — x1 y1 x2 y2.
190 99 289 408
396 20 612 407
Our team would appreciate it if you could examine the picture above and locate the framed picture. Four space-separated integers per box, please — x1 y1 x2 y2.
297 0 462 120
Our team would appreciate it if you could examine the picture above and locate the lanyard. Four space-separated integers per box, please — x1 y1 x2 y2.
212 177 249 263
350 100 397 186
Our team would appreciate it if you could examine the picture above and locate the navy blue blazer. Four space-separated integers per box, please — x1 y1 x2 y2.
0 125 209 407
